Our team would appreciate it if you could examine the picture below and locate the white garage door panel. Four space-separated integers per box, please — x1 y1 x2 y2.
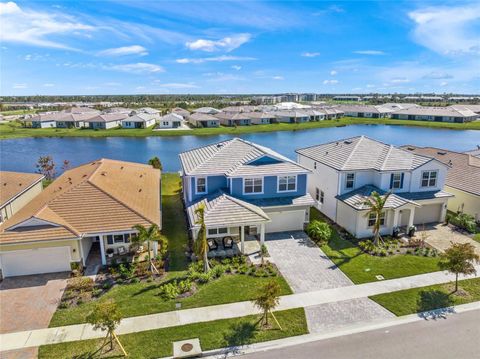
1 246 71 277
265 210 305 233
414 204 442 225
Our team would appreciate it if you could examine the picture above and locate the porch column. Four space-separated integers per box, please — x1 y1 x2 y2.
240 225 245 254
260 223 265 246
99 235 107 265
152 241 158 257
408 208 415 228
440 202 447 222
392 210 400 228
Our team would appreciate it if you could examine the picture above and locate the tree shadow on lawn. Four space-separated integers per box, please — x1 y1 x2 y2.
71 342 125 359
417 290 455 320
220 318 261 356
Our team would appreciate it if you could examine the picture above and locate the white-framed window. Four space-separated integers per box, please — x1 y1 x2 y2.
368 212 386 227
421 170 438 187
244 177 263 194
315 188 324 204
314 162 317 170
391 173 403 189
345 172 355 189
207 227 228 236
195 177 207 194
106 233 132 245
278 175 297 192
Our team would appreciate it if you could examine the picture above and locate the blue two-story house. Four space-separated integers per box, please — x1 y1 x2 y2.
179 138 314 252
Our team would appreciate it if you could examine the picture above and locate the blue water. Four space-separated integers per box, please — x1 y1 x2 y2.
1 125 478 173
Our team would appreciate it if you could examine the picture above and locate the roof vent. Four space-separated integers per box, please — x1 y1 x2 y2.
344 140 352 145
437 151 447 155
216 143 224 148
325 151 329 155
139 188 142 192
407 147 415 151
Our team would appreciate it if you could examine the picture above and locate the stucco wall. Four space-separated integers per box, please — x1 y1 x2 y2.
0 181 43 223
445 186 480 221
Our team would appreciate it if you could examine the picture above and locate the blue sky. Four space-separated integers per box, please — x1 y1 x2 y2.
1 0 479 95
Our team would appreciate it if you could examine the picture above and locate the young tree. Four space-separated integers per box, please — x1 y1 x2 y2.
36 155 56 180
194 204 210 273
439 242 479 292
86 300 124 353
132 223 166 274
360 191 391 247
61 159 71 172
253 280 281 328
148 156 163 171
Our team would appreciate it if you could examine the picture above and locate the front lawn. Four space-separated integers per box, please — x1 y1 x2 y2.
370 278 480 316
311 209 442 284
40 308 308 358
49 173 292 327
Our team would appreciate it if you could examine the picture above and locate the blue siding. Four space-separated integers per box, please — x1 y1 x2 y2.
189 175 228 202
231 174 307 199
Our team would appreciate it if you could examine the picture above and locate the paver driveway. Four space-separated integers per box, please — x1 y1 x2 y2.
264 231 394 333
423 223 480 256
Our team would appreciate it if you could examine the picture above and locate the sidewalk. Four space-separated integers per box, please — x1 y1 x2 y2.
1 266 479 352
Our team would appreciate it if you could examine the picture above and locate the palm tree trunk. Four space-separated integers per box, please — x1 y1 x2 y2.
203 249 210 273
109 331 113 350
455 273 458 292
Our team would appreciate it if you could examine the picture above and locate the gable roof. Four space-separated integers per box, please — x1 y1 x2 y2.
0 171 44 208
179 138 310 176
296 136 437 171
336 185 420 210
160 113 184 122
402 146 480 196
0 159 161 244
85 113 128 123
123 113 156 123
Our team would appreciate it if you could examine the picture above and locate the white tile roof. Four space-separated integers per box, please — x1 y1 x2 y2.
296 136 435 171
337 185 419 210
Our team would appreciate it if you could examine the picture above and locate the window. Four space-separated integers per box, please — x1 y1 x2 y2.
244 178 263 194
345 173 355 189
368 212 386 227
391 173 403 189
320 190 325 204
106 235 114 245
207 227 228 236
114 234 124 243
314 162 317 170
196 177 207 194
315 188 324 204
421 171 438 187
124 233 131 243
163 121 169 126
278 175 297 192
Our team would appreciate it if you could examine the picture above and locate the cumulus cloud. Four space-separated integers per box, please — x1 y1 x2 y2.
109 62 164 74
43 83 55 87
231 65 242 70
98 45 148 56
0 1 94 49
176 55 255 64
330 70 337 76
12 83 27 89
186 33 251 52
408 4 480 55
422 71 453 79
272 76 284 80
301 52 320 57
353 50 385 55
390 77 410 83
323 79 338 85
156 82 199 89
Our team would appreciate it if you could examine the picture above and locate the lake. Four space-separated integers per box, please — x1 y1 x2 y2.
1 124 478 173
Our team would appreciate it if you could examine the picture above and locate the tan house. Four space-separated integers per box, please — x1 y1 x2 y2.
0 171 44 224
0 159 161 278
403 146 480 222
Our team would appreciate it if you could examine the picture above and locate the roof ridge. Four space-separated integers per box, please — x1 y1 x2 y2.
380 145 395 171
295 135 363 153
342 136 365 170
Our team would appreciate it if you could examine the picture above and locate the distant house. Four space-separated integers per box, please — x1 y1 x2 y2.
248 112 277 125
338 105 393 118
303 109 326 121
403 146 480 222
86 113 127 129
122 113 157 129
0 171 44 224
215 112 252 126
133 107 160 115
391 106 478 123
0 159 161 277
27 113 56 128
27 107 101 128
274 110 309 123
188 113 220 128
333 96 361 102
193 107 221 115
171 107 190 119
464 147 480 158
158 113 185 128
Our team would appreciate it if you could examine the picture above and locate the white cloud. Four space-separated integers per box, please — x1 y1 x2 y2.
157 83 199 89
12 83 27 89
98 45 148 57
408 4 480 55
353 50 385 55
330 70 337 76
176 55 256 64
272 76 284 80
0 1 94 49
109 62 164 74
366 84 375 88
440 81 448 86
323 79 338 85
423 71 453 79
186 33 251 52
43 83 55 87
231 65 242 71
390 77 410 83
301 52 320 57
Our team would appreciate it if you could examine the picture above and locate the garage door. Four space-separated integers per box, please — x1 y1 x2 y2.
265 210 305 233
0 246 71 277
414 204 442 225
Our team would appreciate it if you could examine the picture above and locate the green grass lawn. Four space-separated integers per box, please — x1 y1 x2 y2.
40 308 308 359
1 117 479 140
311 209 442 284
473 234 480 244
370 278 480 316
49 173 292 327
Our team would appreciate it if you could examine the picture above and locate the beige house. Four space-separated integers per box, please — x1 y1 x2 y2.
403 146 480 222
0 159 161 278
0 171 44 224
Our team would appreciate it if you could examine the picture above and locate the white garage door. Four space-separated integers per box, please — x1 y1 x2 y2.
414 204 442 225
265 210 306 233
0 246 71 277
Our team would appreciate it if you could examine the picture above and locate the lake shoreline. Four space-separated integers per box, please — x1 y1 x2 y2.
1 117 479 140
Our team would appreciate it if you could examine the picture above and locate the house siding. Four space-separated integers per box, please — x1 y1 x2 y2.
230 174 307 199
0 181 43 224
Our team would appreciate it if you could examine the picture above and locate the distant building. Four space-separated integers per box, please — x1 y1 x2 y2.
391 106 478 123
188 113 220 128
333 95 361 102
85 113 127 129
338 105 393 118
158 113 185 128
122 113 157 129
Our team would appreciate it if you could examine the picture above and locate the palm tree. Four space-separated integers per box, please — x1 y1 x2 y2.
132 223 165 274
194 204 210 273
361 191 391 247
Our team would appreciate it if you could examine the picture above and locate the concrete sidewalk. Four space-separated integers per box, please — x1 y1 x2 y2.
1 266 479 352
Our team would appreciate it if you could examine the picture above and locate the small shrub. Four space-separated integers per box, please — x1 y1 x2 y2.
131 277 140 283
76 298 84 305
178 280 192 294
158 281 180 300
306 220 332 243
102 282 112 290
197 272 212 284
238 264 249 274
58 302 69 309
92 288 102 297
210 265 225 278
69 277 94 293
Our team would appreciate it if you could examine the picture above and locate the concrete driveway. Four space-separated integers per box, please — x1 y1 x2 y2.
0 272 68 334
265 231 394 333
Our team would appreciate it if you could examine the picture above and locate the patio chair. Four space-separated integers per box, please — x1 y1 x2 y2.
207 238 218 251
222 236 234 249
117 246 127 256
